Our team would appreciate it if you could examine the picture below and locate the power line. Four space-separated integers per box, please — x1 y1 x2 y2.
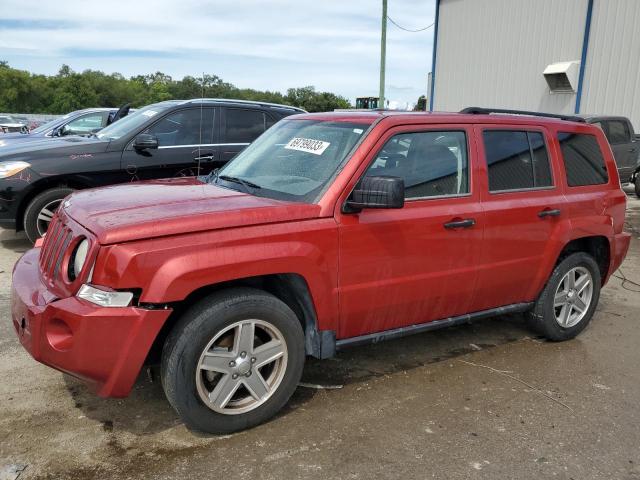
387 15 434 32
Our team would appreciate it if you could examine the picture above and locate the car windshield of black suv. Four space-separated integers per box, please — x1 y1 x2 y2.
213 119 370 203
96 102 175 140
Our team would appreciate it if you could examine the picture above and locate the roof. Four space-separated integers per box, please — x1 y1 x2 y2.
287 109 588 126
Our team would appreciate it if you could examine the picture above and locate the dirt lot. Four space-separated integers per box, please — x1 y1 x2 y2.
1 189 639 480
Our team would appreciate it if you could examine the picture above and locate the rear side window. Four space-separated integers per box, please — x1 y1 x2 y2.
558 133 608 186
483 130 553 192
605 120 630 144
225 109 266 143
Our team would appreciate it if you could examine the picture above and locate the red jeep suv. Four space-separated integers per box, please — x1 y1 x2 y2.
11 108 630 434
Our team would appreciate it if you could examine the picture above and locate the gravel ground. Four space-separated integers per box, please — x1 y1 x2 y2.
0 188 639 480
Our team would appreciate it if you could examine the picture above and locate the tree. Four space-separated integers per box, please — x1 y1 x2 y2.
0 64 353 114
413 95 427 111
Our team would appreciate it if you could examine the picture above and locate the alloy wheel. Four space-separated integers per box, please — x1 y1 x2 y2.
195 319 288 415
36 199 63 236
553 266 594 328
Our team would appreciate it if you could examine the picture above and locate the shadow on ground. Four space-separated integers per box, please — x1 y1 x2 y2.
64 313 533 436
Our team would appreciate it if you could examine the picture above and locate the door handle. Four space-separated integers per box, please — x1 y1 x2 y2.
194 154 215 161
538 208 561 218
443 218 475 229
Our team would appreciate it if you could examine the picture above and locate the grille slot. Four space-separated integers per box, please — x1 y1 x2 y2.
39 215 73 282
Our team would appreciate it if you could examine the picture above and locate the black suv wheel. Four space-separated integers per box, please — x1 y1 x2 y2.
23 187 74 243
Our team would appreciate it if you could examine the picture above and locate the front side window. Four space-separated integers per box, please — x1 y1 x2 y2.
216 119 370 202
224 109 267 143
558 132 608 186
483 130 553 192
145 108 214 146
365 131 469 199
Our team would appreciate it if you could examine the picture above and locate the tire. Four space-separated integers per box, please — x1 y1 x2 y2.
528 252 601 341
161 288 305 434
634 174 640 198
23 187 74 243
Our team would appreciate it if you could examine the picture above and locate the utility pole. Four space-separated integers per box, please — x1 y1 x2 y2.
379 0 387 109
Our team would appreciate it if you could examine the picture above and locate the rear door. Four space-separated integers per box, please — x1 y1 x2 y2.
337 124 483 339
120 107 219 180
219 107 276 163
598 119 636 181
471 125 567 311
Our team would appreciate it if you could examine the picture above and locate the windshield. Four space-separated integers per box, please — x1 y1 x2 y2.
31 114 72 134
214 119 371 203
96 103 173 140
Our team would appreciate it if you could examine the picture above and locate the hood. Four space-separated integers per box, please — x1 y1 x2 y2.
0 135 105 157
62 177 321 244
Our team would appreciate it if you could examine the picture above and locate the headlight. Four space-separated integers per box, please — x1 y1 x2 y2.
0 160 31 178
77 284 134 307
68 238 89 281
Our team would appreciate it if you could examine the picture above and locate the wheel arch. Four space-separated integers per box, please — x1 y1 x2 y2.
554 235 611 284
144 273 335 367
16 175 94 231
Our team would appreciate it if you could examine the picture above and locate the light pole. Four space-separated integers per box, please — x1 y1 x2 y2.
379 0 387 109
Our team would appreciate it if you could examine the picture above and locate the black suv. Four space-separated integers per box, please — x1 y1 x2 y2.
0 99 304 242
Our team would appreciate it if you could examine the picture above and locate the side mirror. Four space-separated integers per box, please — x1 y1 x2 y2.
344 175 404 213
133 133 159 150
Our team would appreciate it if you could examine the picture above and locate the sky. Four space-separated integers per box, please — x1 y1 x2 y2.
0 0 436 107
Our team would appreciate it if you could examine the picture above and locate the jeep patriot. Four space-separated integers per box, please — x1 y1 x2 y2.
11 108 630 433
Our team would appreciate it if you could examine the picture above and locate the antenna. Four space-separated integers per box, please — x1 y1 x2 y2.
197 72 204 176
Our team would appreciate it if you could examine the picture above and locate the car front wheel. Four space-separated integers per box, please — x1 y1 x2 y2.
161 288 305 434
23 187 74 243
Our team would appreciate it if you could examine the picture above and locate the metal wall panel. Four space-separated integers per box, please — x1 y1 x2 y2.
580 0 640 129
433 0 588 114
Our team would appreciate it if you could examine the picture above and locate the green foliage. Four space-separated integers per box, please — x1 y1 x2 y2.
0 62 352 113
413 95 427 111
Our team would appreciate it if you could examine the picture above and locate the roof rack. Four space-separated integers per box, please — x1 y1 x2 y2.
460 107 585 123
185 98 306 112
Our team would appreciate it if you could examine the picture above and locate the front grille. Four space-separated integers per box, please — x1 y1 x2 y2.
39 215 73 282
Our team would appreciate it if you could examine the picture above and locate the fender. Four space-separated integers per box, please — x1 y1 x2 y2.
525 214 614 300
92 217 340 333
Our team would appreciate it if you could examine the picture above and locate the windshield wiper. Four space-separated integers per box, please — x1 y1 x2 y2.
218 175 262 193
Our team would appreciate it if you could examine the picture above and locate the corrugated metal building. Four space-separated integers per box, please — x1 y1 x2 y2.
429 0 640 128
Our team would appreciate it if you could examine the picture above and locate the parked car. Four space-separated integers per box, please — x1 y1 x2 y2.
11 107 630 434
0 114 28 134
0 104 132 147
0 99 303 242
582 115 639 183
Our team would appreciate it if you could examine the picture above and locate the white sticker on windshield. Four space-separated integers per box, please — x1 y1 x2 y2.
353 128 364 134
142 110 158 117
284 137 330 155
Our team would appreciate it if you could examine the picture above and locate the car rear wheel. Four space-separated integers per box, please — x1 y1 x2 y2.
634 174 640 198
528 252 601 341
23 187 74 243
161 288 305 434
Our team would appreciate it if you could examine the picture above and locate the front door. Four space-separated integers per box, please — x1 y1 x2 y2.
337 125 483 339
121 107 220 181
471 125 567 311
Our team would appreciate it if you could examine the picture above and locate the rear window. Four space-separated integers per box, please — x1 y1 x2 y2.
483 130 553 192
558 133 608 186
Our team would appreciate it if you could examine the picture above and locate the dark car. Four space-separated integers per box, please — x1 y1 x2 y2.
0 105 132 147
0 99 304 242
582 115 639 183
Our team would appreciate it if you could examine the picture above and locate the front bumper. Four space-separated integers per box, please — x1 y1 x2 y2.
11 248 172 397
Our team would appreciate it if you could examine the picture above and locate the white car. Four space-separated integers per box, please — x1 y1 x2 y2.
0 115 28 134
